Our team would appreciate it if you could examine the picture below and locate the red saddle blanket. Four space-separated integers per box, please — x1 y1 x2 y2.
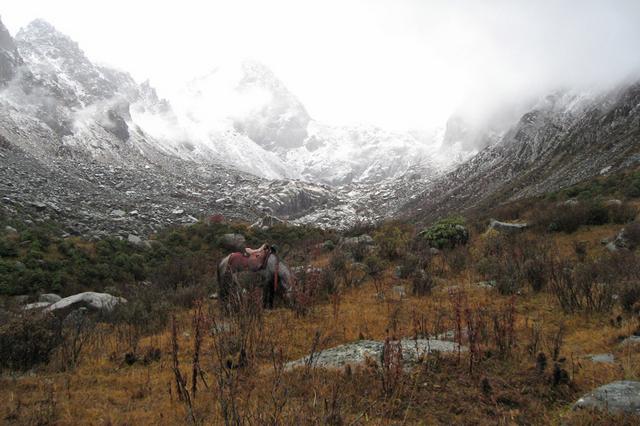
228 250 269 273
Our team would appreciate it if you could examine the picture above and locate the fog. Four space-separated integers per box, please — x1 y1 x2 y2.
3 0 640 131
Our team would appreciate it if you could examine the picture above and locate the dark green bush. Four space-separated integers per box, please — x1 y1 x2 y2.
419 216 469 249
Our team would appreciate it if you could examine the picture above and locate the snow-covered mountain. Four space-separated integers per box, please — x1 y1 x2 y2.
0 18 457 235
404 83 640 222
9 17 633 234
173 59 452 185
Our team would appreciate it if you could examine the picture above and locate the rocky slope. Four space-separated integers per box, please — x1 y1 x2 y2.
405 85 640 222
0 19 358 235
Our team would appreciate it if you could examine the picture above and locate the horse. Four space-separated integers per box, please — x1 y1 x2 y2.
216 247 294 309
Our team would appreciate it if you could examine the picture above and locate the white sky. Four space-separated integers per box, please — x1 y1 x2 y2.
2 0 640 131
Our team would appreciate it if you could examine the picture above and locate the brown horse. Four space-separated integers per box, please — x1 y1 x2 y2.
217 247 294 308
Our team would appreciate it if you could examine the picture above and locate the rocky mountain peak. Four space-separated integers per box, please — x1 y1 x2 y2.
16 19 76 51
232 60 311 151
16 19 118 107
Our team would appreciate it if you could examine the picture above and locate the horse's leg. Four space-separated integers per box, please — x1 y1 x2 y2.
262 280 275 309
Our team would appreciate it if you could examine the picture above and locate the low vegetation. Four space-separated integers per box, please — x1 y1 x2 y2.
1 174 640 424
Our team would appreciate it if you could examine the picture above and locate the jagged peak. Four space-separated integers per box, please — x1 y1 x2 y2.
16 19 76 47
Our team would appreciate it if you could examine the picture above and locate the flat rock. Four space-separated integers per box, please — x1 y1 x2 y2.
46 292 126 313
489 219 528 233
588 353 615 364
619 335 640 346
286 338 465 370
23 301 53 310
573 380 640 415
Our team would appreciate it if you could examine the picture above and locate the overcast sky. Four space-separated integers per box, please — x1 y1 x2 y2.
2 0 640 130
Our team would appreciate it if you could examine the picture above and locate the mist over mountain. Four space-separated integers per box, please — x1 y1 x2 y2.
1 9 640 235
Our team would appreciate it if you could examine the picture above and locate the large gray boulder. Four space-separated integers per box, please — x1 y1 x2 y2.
45 292 126 314
127 234 144 246
286 338 465 370
573 381 640 415
489 219 528 233
219 233 246 252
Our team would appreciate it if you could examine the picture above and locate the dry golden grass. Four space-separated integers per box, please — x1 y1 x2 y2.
2 226 639 425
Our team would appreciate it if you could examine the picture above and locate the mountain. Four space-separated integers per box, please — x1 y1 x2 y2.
404 84 640 222
176 60 451 185
0 19 349 236
10 18 635 235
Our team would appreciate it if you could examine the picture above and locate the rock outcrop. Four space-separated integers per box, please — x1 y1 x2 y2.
573 381 640 415
286 338 465 370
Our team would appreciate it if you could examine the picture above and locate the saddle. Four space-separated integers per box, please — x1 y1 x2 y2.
228 244 271 273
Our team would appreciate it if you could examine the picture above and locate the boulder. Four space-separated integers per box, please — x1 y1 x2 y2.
286 338 465 370
4 225 17 234
110 209 126 217
127 234 144 246
219 233 246 252
38 293 61 304
573 381 640 415
45 292 126 314
587 353 615 364
23 301 53 310
489 219 528 233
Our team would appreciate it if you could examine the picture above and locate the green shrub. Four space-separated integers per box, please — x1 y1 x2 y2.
419 216 469 249
373 222 412 260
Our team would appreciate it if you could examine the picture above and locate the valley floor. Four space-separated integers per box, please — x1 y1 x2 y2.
1 223 639 425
